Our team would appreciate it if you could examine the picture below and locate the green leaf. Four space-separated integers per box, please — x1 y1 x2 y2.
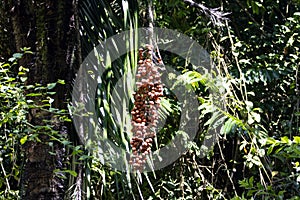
64 169 78 177
26 93 42 97
267 145 274 155
281 136 290 144
221 117 236 134
13 53 23 59
57 79 65 84
20 135 28 145
47 82 57 90
47 92 56 95
251 112 261 123
294 12 300 16
8 57 16 62
248 114 254 124
20 77 28 82
245 101 253 110
293 136 300 144
63 118 71 122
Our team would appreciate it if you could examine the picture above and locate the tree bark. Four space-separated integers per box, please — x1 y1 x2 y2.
4 0 80 199
0 1 16 60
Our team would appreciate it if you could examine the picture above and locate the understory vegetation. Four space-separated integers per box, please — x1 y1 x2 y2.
0 0 299 199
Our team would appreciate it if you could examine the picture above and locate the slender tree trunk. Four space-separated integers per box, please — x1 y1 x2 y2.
4 0 80 199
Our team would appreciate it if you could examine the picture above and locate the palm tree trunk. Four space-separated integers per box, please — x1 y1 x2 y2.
5 0 80 199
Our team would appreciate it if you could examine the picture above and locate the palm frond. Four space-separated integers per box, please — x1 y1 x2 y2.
77 0 141 199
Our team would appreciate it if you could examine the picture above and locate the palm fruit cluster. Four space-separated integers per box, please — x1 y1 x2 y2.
129 44 164 171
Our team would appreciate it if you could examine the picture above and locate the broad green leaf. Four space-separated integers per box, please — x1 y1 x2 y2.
57 79 65 84
281 136 290 144
47 82 57 90
13 53 23 59
20 135 28 145
293 136 300 144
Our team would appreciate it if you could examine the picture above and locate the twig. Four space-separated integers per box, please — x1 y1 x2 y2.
295 65 299 134
0 159 10 192
217 140 238 196
183 0 230 26
147 0 154 46
147 0 164 65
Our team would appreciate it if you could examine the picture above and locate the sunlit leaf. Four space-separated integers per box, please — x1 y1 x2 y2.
47 82 57 90
20 135 28 145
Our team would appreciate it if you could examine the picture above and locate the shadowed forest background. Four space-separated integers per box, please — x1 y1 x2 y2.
0 0 299 199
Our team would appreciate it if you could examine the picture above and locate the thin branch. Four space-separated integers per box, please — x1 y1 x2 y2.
146 0 164 65
295 65 299 134
183 0 230 26
147 0 154 46
217 140 238 196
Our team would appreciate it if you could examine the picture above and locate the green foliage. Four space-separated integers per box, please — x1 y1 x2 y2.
210 1 300 198
1 0 300 199
75 0 300 199
0 51 73 199
0 52 30 198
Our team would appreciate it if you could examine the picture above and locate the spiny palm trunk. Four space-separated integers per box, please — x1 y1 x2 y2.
7 0 80 199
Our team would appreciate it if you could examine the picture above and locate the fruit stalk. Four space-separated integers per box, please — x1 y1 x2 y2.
129 45 164 171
